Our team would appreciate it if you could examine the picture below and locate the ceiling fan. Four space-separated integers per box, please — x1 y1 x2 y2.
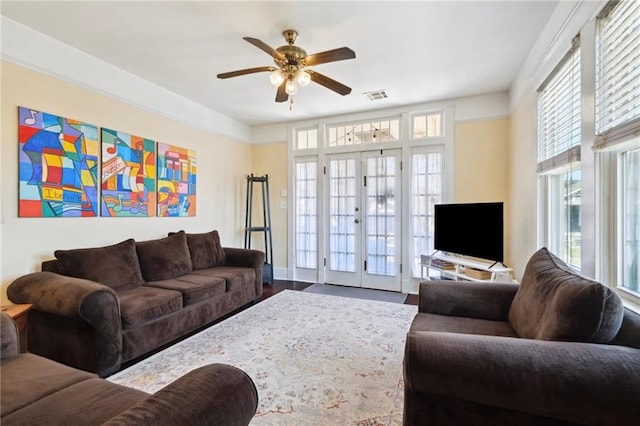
217 29 356 103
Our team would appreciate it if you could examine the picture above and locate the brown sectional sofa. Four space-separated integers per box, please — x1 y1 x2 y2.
7 230 265 377
404 247 640 426
1 311 258 425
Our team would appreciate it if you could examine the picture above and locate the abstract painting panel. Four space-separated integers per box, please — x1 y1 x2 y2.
18 107 99 217
101 128 156 217
157 143 196 217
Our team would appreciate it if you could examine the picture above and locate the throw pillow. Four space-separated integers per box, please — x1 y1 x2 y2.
508 247 623 343
55 238 144 290
136 231 193 281
169 230 226 270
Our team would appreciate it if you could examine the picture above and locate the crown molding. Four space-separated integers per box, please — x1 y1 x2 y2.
1 16 252 143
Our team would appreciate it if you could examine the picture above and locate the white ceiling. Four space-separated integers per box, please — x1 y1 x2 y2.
1 1 558 126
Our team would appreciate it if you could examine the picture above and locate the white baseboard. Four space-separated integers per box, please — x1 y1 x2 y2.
273 267 289 280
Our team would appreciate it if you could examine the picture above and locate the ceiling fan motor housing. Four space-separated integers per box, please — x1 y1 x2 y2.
275 45 307 66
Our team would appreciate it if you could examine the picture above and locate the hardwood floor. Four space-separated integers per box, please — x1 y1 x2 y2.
258 280 313 301
405 293 419 305
263 280 419 306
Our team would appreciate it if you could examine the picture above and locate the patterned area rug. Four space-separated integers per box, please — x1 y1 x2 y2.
108 290 418 425
302 283 408 304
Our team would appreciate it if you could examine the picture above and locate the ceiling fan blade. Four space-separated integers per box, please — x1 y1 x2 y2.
304 47 356 66
243 37 286 62
309 71 352 96
217 66 276 79
275 81 288 103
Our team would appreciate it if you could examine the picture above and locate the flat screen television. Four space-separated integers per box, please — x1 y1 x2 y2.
434 202 504 262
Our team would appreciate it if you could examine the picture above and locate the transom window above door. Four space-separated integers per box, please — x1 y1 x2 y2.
412 112 443 139
296 128 318 150
328 117 400 146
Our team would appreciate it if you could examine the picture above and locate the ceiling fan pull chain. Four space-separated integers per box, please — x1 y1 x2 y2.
290 97 294 111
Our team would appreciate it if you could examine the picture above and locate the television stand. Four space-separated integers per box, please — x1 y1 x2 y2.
487 260 508 269
420 252 516 283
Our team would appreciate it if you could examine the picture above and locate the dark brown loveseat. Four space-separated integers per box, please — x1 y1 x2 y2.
1 311 258 425
7 230 264 377
404 247 640 426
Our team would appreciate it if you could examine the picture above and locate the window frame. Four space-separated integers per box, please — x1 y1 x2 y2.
327 116 401 147
295 127 318 151
292 156 320 282
593 0 640 305
411 111 444 140
536 38 583 271
408 145 445 278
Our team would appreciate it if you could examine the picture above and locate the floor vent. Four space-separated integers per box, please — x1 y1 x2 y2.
363 90 389 102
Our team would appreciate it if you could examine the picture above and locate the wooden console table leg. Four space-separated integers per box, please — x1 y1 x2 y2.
1 304 33 353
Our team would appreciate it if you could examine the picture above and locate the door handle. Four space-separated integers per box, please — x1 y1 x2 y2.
354 219 360 224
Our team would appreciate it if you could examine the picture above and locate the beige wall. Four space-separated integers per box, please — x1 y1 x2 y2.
0 61 252 303
454 118 509 202
508 92 538 280
248 142 288 271
453 118 512 266
0 60 523 293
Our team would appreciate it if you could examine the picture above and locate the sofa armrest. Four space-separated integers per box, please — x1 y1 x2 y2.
7 272 123 376
404 331 640 426
223 247 265 298
0 312 20 359
102 364 258 426
418 280 519 321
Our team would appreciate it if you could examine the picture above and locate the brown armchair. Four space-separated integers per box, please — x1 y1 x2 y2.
404 248 640 426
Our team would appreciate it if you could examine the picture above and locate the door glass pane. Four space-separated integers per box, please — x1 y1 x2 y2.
622 148 640 294
366 156 396 276
329 158 356 272
295 161 317 269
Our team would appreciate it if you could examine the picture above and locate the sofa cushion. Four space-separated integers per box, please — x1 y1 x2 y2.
610 308 640 349
170 230 225 270
118 287 183 328
509 247 624 343
410 313 518 338
145 274 226 306
0 353 95 416
191 266 256 292
1 378 147 426
136 231 193 282
55 239 144 290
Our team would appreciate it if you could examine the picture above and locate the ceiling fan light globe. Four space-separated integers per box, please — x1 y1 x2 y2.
270 70 285 86
285 79 298 95
296 70 311 87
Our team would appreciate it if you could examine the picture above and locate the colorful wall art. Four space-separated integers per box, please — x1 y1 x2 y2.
157 143 197 217
101 128 156 217
18 107 99 217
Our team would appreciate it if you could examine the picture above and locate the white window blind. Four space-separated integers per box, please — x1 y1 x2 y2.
595 0 640 148
537 40 581 173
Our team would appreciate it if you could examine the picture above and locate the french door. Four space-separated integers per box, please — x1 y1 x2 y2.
325 150 401 291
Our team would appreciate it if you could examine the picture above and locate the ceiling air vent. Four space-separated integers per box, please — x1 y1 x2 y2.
363 90 388 102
